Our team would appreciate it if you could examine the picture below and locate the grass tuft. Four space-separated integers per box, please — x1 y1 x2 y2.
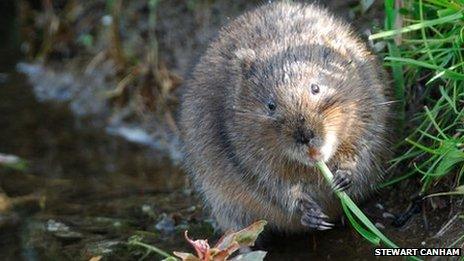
373 0 464 194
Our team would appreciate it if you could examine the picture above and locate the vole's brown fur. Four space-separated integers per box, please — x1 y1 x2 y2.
180 2 392 232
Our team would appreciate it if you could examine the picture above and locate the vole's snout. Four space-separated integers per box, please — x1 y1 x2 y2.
294 127 314 145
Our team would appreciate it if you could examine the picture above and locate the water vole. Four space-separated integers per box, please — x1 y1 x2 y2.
180 2 392 232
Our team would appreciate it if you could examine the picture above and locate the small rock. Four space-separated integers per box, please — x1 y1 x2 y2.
46 219 70 232
375 222 385 229
185 206 196 212
0 153 21 166
182 189 193 196
382 212 395 219
141 204 152 213
155 214 175 233
375 203 384 210
101 15 113 26
46 219 83 240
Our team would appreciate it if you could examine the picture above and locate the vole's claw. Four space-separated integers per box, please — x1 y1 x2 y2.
332 169 352 192
301 214 334 230
299 194 333 230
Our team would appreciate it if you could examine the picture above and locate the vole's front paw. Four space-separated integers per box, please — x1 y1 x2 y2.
332 169 352 192
298 194 333 230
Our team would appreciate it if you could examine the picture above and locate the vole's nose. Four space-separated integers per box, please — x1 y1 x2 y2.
294 128 314 145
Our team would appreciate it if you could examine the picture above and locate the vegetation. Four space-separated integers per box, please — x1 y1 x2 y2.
370 0 464 196
316 162 396 246
20 0 180 114
128 221 267 261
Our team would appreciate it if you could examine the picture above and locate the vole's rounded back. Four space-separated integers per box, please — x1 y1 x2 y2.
180 2 392 232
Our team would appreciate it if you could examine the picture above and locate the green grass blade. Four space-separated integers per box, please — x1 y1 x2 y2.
369 11 463 40
316 162 423 261
385 57 464 80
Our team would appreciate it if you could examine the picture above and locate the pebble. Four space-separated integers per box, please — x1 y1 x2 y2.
375 222 385 229
46 219 83 240
382 212 396 219
101 15 113 26
155 214 176 233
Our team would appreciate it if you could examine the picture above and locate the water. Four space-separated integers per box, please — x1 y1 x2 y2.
0 3 197 260
0 54 196 259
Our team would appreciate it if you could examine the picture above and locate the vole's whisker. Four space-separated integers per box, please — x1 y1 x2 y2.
377 100 400 106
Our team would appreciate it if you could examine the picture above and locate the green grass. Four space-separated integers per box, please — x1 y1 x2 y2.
316 161 422 260
370 0 464 194
315 163 397 247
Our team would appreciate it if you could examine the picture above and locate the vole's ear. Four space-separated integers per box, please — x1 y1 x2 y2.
234 48 256 78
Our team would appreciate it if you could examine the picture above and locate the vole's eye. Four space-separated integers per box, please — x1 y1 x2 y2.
311 83 320 94
267 101 276 111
